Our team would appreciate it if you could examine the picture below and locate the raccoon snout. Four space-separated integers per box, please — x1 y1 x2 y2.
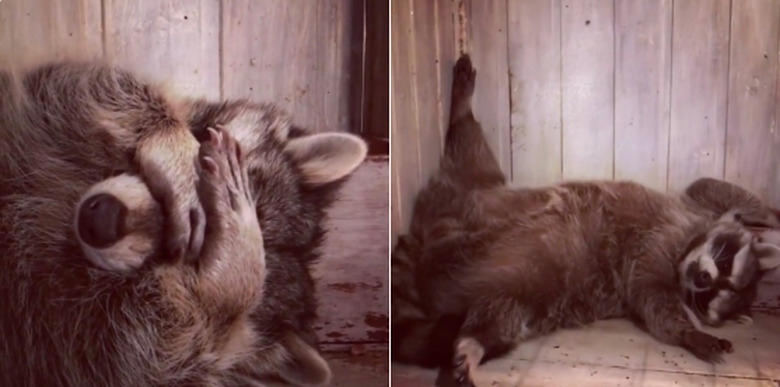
693 271 712 289
77 193 128 248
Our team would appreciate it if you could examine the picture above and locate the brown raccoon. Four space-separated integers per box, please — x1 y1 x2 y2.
0 61 367 386
391 55 780 386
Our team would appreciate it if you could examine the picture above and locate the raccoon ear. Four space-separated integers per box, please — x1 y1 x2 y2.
285 132 368 185
754 229 780 271
277 333 332 386
756 245 780 271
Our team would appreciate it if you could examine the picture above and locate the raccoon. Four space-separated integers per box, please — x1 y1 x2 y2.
391 54 780 386
0 61 367 386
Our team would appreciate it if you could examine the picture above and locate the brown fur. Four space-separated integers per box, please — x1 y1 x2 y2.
391 55 780 386
0 61 367 386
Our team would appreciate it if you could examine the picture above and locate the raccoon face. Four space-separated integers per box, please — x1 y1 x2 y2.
73 173 163 273
679 222 780 326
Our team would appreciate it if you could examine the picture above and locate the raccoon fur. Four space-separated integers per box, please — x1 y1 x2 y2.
0 61 367 386
391 54 780 386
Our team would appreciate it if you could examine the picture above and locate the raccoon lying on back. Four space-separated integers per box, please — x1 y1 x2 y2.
0 61 367 386
391 55 780 386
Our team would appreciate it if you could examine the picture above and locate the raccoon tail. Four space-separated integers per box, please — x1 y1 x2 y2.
442 54 506 189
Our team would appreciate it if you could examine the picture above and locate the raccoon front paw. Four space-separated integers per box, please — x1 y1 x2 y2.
140 138 205 263
452 54 476 100
452 354 476 387
682 330 733 363
198 126 258 232
166 193 205 263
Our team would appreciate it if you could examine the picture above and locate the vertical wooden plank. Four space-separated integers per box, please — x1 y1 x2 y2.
667 0 730 193
561 0 614 180
390 0 422 238
362 0 389 150
466 0 512 176
0 0 103 66
775 26 780 207
222 0 356 132
614 0 672 191
508 0 562 186
104 0 220 99
434 0 458 136
410 1 445 187
725 0 780 202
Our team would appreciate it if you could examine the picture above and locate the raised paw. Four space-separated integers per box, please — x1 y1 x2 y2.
198 126 255 215
682 330 733 363
452 54 476 101
138 133 204 263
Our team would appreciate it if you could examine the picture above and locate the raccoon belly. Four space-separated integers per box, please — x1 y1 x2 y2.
460 232 627 340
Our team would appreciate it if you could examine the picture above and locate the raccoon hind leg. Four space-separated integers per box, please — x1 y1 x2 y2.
450 297 528 387
443 54 506 189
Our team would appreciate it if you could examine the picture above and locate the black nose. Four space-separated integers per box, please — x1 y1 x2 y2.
77 193 128 248
694 271 712 288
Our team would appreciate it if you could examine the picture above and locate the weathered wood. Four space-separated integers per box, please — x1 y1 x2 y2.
0 0 102 66
390 0 422 239
725 0 780 203
411 1 446 187
614 0 672 191
314 158 389 344
561 0 614 180
435 0 458 137
508 0 562 186
667 0 730 192
221 0 356 132
465 0 512 177
362 0 389 145
103 0 220 99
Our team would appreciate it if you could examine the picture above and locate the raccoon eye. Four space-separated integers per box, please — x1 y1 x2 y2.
695 271 712 288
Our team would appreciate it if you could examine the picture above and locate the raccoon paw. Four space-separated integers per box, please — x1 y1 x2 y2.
141 140 205 263
452 354 476 387
682 330 733 363
452 54 476 101
199 126 256 220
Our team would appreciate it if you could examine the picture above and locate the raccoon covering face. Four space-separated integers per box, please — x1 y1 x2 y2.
679 221 780 326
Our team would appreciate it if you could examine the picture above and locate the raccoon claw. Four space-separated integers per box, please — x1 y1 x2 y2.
682 330 733 363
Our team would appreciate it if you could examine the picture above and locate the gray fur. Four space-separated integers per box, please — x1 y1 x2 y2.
391 55 780 386
0 61 366 386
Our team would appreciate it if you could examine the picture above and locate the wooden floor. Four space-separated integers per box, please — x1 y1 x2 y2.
392 281 780 387
266 349 389 386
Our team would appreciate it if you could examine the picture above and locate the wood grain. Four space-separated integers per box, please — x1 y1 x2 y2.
508 0 562 186
391 0 422 239
0 0 102 66
561 0 614 180
465 0 512 177
314 158 388 344
410 0 445 187
221 0 356 132
667 0 730 193
103 0 220 99
614 0 672 191
725 0 780 203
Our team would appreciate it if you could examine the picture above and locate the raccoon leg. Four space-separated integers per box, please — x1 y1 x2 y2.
449 299 525 387
627 268 733 363
683 178 779 227
442 54 506 190
194 126 265 315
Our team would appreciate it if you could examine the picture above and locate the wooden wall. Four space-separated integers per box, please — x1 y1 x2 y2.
0 0 388 349
392 0 780 241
